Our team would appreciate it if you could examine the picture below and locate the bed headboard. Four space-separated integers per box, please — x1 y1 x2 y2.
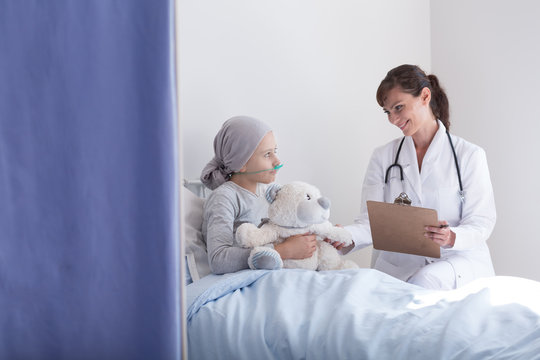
183 179 211 199
182 179 212 284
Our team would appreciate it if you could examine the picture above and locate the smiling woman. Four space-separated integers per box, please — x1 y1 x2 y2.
344 64 497 290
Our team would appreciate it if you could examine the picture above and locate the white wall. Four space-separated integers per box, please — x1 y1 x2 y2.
178 0 431 267
431 0 540 281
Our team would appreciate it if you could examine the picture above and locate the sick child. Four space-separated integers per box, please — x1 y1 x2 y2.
200 116 317 274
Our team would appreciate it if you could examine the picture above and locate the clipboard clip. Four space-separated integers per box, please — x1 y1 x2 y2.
394 192 412 206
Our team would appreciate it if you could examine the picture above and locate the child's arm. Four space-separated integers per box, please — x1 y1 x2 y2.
204 195 251 275
235 223 279 248
236 223 319 261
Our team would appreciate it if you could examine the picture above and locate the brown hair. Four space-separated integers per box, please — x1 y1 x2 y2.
376 64 450 130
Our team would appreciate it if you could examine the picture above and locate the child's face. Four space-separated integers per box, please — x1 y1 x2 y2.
240 131 281 184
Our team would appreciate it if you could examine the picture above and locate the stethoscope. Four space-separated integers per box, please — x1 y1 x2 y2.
384 131 465 203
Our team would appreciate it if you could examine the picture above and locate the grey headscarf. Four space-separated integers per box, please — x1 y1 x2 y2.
200 116 272 190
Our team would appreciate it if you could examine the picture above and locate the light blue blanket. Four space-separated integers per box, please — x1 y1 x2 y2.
187 269 540 360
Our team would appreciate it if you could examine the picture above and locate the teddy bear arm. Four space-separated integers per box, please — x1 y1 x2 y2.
236 223 279 248
312 223 353 246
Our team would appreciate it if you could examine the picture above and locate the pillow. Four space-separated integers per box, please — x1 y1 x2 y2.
183 187 211 285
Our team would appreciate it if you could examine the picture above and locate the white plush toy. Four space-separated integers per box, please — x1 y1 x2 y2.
236 181 358 271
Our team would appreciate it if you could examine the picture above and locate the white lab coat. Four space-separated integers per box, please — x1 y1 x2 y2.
346 120 496 287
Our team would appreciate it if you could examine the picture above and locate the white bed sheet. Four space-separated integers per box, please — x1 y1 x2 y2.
187 268 540 360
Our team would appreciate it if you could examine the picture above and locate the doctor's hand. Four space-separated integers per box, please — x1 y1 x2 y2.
324 224 346 250
274 233 317 260
324 225 355 254
425 220 456 248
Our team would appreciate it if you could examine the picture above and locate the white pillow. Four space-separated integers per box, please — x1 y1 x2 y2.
183 187 211 284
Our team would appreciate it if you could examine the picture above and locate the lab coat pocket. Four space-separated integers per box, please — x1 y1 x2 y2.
438 186 461 224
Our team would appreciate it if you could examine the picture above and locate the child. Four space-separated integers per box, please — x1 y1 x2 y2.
200 116 317 274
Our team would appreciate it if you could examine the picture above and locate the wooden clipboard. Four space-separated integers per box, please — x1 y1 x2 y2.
367 200 441 258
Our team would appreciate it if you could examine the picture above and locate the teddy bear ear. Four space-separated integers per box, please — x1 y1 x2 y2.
265 183 282 204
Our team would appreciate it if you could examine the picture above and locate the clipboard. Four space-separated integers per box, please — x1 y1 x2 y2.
367 199 441 258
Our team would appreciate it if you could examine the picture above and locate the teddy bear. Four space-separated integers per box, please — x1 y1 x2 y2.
235 181 358 271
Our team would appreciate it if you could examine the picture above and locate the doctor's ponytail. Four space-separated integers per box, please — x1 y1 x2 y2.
427 74 450 130
376 65 451 130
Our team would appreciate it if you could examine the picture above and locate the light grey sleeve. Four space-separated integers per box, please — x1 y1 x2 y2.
203 193 250 274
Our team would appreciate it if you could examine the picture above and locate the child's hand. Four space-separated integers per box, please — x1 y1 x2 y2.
275 233 317 260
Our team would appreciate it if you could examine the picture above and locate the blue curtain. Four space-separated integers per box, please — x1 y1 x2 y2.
0 1 180 359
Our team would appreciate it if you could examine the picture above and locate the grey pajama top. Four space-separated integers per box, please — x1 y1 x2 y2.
202 181 268 274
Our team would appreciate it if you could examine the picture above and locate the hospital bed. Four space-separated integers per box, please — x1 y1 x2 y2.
182 180 540 360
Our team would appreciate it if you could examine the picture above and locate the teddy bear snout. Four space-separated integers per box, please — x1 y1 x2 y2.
318 197 331 210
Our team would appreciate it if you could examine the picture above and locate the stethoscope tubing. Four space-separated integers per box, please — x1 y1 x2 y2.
384 131 464 198
384 137 406 184
445 131 464 196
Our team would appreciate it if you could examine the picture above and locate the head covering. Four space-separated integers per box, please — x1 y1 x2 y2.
200 116 272 190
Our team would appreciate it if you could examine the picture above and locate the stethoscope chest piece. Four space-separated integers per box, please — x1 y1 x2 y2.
394 192 412 206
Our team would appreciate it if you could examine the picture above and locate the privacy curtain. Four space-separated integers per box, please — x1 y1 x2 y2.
0 1 180 359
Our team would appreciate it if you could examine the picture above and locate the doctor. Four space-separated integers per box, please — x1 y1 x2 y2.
343 64 496 290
